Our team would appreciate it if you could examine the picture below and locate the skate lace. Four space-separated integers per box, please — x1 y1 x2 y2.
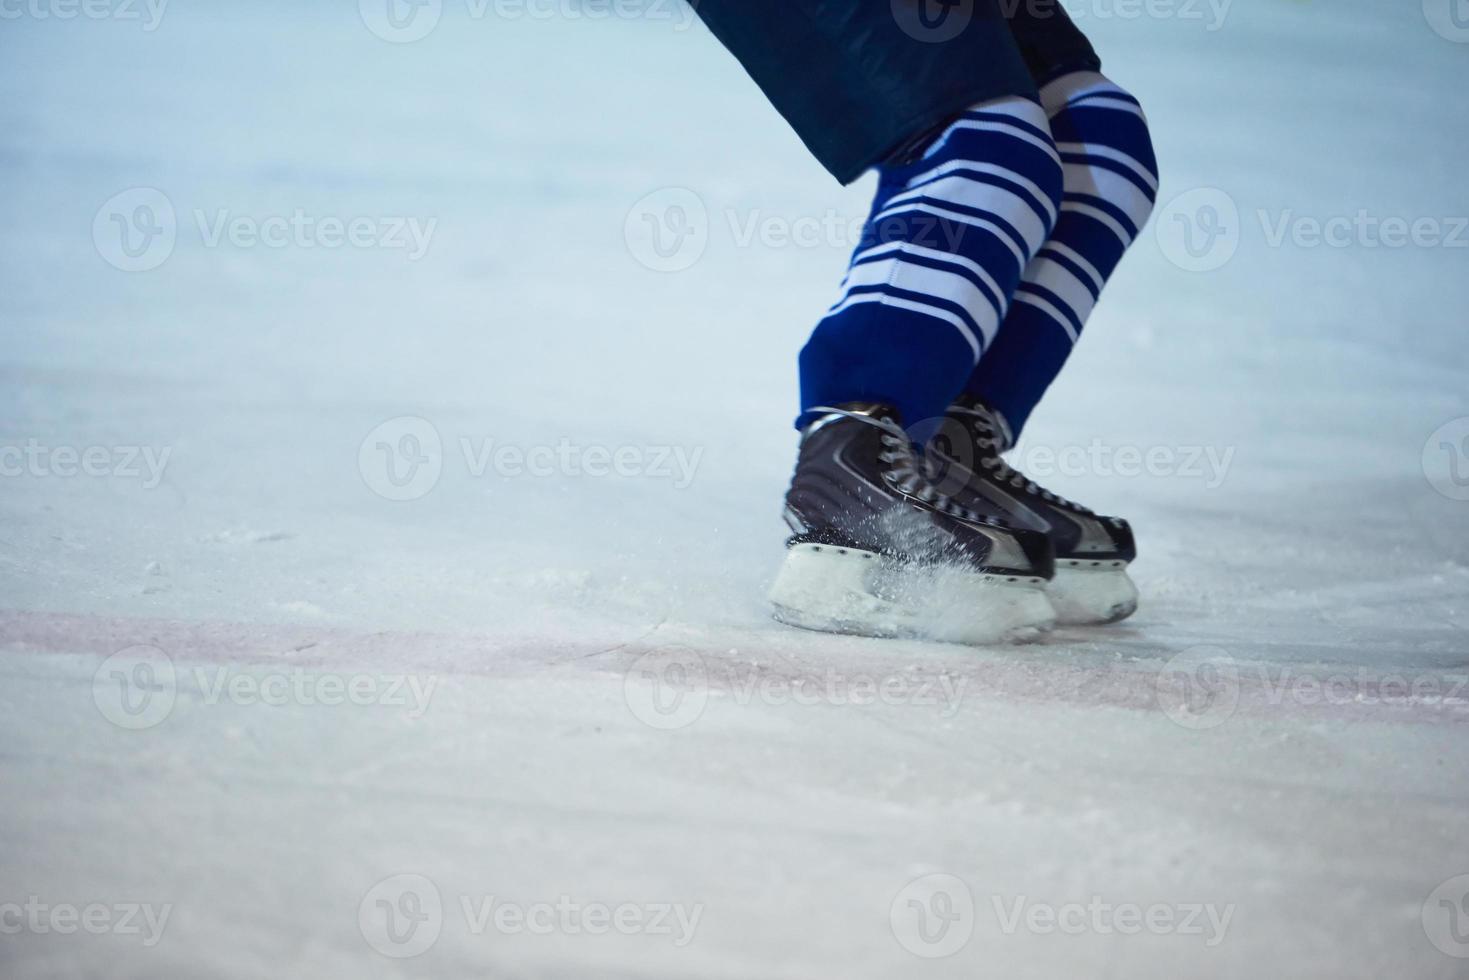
807 405 986 522
955 406 1096 516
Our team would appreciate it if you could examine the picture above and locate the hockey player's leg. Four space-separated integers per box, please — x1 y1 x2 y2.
770 96 1067 644
963 72 1159 436
931 73 1160 625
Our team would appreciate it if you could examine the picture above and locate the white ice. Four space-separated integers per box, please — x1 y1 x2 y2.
2 1 1468 977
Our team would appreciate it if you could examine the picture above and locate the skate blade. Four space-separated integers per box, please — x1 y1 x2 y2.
768 542 1056 645
1047 562 1139 625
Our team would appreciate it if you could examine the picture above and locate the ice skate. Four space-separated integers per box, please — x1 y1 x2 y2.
929 396 1139 625
769 403 1057 644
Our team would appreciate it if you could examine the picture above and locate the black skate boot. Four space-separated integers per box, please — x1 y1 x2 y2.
927 395 1138 625
769 403 1057 644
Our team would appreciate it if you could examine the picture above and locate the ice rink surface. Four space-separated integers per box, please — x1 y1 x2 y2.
3 1 1468 977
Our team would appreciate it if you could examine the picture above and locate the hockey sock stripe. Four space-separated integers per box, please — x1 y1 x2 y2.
891 164 1060 236
834 251 1011 338
905 158 1058 212
1015 281 1086 339
1011 291 1080 344
1035 242 1105 295
1063 89 1142 112
843 240 1012 320
883 178 1053 257
953 95 1055 131
1037 71 1134 113
1056 141 1160 196
836 256 1006 334
1063 167 1155 233
869 200 1031 270
1059 199 1137 248
944 113 1062 163
1019 254 1101 320
1061 94 1146 121
1047 211 1130 277
825 290 984 358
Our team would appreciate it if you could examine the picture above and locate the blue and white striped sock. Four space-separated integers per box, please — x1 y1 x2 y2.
797 95 1064 433
964 72 1160 443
